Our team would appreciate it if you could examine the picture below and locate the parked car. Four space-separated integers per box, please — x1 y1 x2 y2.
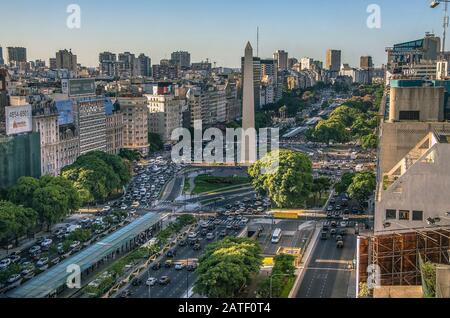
206 233 215 240
152 262 161 270
174 262 185 270
0 258 11 270
158 276 171 285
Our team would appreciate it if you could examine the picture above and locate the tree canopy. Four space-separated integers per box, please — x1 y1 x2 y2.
194 237 262 298
249 150 313 208
347 171 376 204
0 201 38 244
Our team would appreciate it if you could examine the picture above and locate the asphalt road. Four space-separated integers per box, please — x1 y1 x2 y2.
296 231 356 298
117 217 243 299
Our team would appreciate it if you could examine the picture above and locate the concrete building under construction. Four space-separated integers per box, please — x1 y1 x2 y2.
357 78 450 297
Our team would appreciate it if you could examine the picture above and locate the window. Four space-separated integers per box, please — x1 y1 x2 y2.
386 209 397 220
399 111 420 121
399 210 410 220
412 211 423 221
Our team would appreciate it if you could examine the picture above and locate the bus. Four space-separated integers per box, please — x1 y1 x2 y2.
271 228 282 244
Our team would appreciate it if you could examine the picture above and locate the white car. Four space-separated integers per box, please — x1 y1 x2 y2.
0 258 11 270
146 277 157 286
121 205 128 210
41 238 53 248
101 206 111 212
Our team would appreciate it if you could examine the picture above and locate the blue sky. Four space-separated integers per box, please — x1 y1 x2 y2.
0 0 446 68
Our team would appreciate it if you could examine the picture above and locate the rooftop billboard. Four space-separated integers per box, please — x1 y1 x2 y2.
5 105 32 136
68 78 96 96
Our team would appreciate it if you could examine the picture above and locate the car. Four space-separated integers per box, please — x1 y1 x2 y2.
150 262 161 272
206 233 214 240
165 260 173 268
241 217 249 224
321 231 328 240
7 274 22 285
178 240 187 247
219 230 227 237
41 238 53 249
337 240 344 248
340 221 348 228
9 254 21 264
226 216 234 222
70 241 81 249
166 250 176 258
132 278 143 286
29 245 41 255
174 262 185 270
36 257 49 268
186 263 198 271
193 244 201 251
0 258 11 270
214 219 221 225
119 289 133 298
120 205 128 210
330 228 337 235
146 277 158 286
200 229 208 237
50 256 61 265
158 276 171 285
336 235 343 242
21 267 35 280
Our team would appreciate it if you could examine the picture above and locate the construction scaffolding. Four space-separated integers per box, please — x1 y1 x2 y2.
358 229 450 288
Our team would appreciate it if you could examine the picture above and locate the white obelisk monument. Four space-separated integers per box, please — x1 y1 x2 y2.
241 42 257 164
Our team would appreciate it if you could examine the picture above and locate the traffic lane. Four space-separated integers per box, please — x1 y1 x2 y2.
185 187 255 204
165 176 184 201
129 223 233 298
297 232 356 298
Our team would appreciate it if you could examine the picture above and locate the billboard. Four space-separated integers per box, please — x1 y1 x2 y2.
68 79 96 96
5 105 32 136
55 99 74 125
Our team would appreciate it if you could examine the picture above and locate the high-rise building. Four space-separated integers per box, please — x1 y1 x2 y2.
117 97 149 155
326 49 342 72
171 51 191 69
360 56 374 70
55 49 77 72
300 57 314 70
7 47 27 64
49 58 57 70
274 50 288 71
0 46 4 65
288 57 298 69
118 52 136 77
136 54 152 77
242 42 256 163
99 52 117 77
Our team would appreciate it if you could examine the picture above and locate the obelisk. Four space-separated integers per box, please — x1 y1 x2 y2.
241 41 256 164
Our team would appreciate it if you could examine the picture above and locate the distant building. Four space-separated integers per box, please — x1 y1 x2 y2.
136 54 152 77
0 46 4 65
6 47 27 65
105 100 124 155
171 51 191 69
326 49 341 72
300 57 314 70
360 56 374 70
55 49 77 72
118 52 136 78
99 52 117 77
274 50 288 71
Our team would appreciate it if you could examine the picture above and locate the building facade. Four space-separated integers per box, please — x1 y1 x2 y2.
118 97 149 155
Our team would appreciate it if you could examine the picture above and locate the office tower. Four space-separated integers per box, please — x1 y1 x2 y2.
288 57 298 69
118 52 136 77
7 47 27 64
300 57 314 70
136 54 152 77
360 56 374 70
326 49 342 72
99 51 117 77
274 50 288 71
242 42 256 163
0 46 4 65
49 58 57 70
55 49 77 72
171 51 191 69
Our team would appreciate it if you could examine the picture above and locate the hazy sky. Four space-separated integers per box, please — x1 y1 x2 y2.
0 0 446 68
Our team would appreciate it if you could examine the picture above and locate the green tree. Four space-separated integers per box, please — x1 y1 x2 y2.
8 176 40 208
257 254 296 298
312 177 332 204
313 118 349 145
0 200 38 245
249 150 313 208
39 175 81 212
148 132 164 152
32 185 70 230
334 172 356 194
347 171 376 204
119 149 141 162
360 133 378 150
194 237 262 298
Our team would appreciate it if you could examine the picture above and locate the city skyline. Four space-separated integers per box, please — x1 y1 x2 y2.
0 0 447 68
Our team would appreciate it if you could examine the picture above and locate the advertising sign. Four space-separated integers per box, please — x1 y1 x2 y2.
5 105 32 136
68 79 96 96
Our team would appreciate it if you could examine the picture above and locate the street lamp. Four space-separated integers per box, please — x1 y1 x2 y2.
430 0 450 55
